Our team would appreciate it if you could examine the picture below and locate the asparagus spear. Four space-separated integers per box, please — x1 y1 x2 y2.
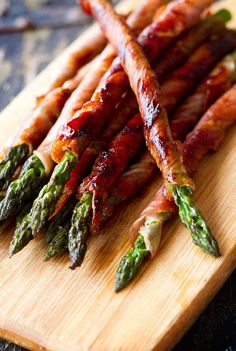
0 144 30 190
45 197 76 244
115 84 236 291
68 192 92 269
9 202 33 257
115 235 150 292
0 153 46 221
8 151 77 256
30 151 78 236
44 197 77 260
44 223 70 261
172 185 220 256
115 185 221 291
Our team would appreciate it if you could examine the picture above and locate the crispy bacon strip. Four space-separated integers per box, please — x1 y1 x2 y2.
52 0 211 165
130 84 236 252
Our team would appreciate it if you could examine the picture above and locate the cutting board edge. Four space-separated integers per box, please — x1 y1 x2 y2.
0 318 70 351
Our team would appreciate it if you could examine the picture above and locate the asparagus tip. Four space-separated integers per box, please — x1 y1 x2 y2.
68 193 92 269
114 235 150 292
69 244 87 270
172 185 221 258
214 8 232 23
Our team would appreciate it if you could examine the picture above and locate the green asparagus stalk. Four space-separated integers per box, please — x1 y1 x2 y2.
43 197 77 260
9 202 33 257
45 197 76 244
115 235 150 292
30 151 78 236
0 144 30 190
8 151 77 256
115 213 169 291
44 223 70 261
115 187 220 292
172 185 220 256
68 192 92 269
0 153 46 221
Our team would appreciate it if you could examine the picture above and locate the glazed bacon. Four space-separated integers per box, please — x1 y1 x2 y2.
52 0 212 167
130 85 236 251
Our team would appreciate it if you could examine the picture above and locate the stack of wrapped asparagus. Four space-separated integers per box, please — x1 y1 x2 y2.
0 0 236 292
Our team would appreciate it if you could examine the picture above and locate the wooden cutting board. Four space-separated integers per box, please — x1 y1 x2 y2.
0 1 235 350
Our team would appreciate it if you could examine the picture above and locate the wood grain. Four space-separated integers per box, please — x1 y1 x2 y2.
0 1 235 350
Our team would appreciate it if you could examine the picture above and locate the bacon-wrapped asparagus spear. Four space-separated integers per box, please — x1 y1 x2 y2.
68 114 144 268
115 84 236 291
43 92 138 260
44 52 236 261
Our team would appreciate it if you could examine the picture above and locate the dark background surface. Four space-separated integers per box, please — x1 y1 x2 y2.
0 1 235 350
